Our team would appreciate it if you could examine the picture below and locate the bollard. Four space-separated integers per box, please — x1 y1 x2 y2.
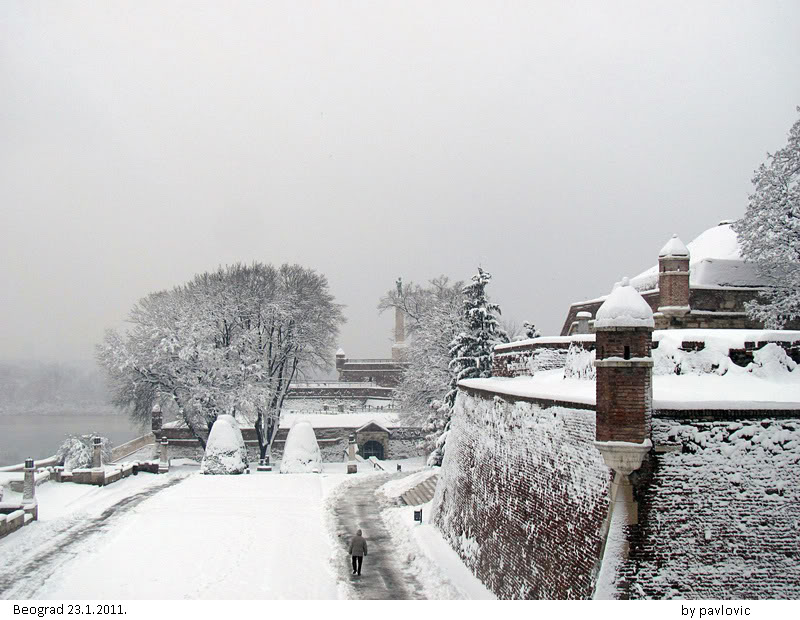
158 438 169 473
92 436 103 469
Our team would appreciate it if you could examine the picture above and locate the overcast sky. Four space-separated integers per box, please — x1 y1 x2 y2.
1 1 799 365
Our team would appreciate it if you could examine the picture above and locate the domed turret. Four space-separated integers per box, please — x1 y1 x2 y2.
594 277 654 465
657 234 691 317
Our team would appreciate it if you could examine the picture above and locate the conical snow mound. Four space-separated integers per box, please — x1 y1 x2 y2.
280 421 322 474
595 277 655 329
201 415 249 475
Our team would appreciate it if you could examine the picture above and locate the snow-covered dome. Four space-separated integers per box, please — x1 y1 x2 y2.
658 234 689 258
335 348 345 357
594 277 655 329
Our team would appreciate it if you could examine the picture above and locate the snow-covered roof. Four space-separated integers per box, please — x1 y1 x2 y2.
356 420 391 434
658 234 689 258
630 222 760 291
280 412 402 429
594 278 655 329
335 348 345 356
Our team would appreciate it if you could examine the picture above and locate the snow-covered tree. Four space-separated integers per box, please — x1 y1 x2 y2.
378 276 465 425
97 263 344 460
734 108 800 328
427 268 508 465
522 321 541 340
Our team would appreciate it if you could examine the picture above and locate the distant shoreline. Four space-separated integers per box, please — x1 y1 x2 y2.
0 406 124 417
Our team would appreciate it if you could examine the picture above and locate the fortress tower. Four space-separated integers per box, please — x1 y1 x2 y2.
657 234 690 317
593 277 654 471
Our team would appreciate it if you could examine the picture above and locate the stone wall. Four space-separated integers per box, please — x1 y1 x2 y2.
159 424 422 463
432 390 611 599
493 338 595 377
617 417 800 598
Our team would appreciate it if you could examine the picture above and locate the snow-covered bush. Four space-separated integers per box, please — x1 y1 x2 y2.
279 421 322 473
746 343 798 380
563 344 595 380
201 415 249 475
652 340 731 376
57 434 112 471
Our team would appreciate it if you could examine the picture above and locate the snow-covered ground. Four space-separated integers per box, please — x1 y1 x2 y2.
1 465 349 599
1 457 490 600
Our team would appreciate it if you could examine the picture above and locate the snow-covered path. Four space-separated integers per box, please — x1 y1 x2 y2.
330 474 425 600
2 471 346 599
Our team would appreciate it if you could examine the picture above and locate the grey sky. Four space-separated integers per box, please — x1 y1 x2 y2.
1 1 799 363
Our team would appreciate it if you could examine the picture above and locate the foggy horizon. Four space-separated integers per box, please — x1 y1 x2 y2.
2 1 799 365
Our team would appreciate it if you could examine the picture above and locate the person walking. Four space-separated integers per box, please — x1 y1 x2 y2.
349 529 367 575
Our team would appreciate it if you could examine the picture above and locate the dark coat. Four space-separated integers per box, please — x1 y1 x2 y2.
349 534 368 556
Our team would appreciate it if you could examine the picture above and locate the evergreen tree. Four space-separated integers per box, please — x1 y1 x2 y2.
426 267 508 465
734 108 800 328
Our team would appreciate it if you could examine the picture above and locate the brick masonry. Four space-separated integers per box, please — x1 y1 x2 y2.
432 391 611 599
436 387 800 599
595 327 652 444
618 417 800 599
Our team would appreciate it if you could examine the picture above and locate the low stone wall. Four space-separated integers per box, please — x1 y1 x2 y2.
111 433 155 461
159 424 424 463
432 389 611 599
0 508 32 539
493 337 595 377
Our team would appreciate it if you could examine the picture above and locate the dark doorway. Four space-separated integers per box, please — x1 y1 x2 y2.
361 440 384 460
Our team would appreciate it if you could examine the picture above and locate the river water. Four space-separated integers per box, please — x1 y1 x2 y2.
0 412 147 466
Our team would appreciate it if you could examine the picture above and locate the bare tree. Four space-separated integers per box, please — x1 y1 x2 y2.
97 263 344 458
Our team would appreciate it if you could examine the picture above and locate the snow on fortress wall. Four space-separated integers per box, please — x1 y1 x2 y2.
619 417 800 599
432 389 611 599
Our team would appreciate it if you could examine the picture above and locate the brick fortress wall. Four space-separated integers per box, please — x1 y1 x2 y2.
619 417 800 598
432 389 611 599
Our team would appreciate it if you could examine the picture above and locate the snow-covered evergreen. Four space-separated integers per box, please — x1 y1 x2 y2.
734 108 800 328
426 268 508 465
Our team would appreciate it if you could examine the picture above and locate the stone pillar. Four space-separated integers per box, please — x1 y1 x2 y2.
22 458 38 520
576 311 592 334
92 436 103 469
151 403 163 441
392 306 407 361
158 438 169 473
347 434 357 461
657 234 690 317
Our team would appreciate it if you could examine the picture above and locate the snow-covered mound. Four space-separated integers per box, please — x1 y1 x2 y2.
279 421 322 474
594 277 654 329
201 415 249 475
630 222 761 292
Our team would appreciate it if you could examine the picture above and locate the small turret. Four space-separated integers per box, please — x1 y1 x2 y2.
657 234 690 317
335 348 346 371
593 277 654 473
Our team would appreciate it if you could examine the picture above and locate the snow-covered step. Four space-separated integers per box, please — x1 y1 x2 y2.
400 473 439 506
